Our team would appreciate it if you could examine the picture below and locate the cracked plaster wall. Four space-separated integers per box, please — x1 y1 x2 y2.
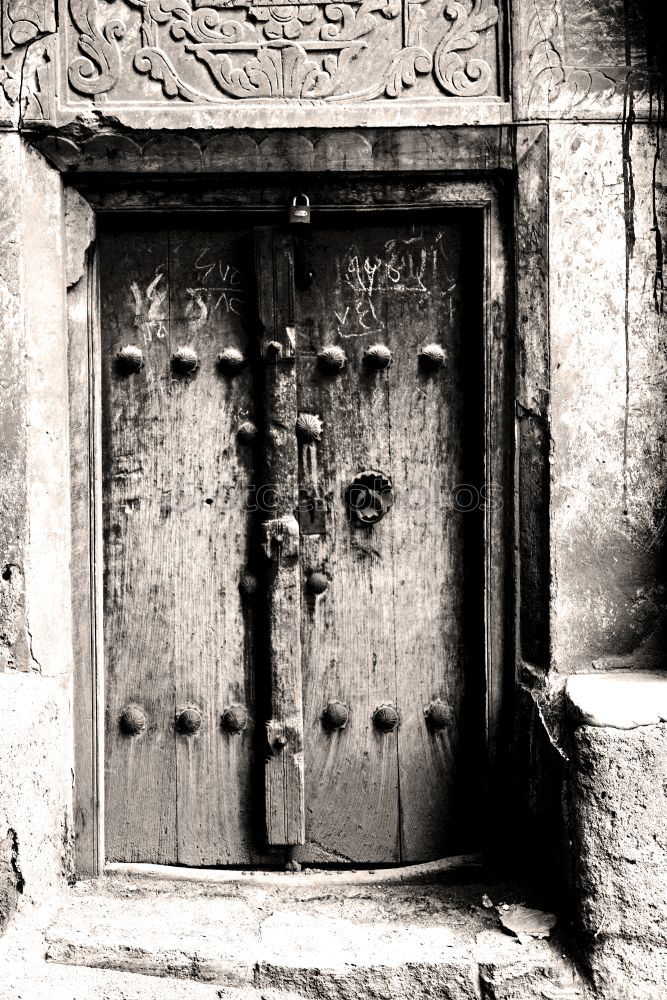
549 117 667 674
0 133 73 926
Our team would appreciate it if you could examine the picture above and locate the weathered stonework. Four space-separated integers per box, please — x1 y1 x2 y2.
512 0 663 120
550 121 667 673
569 721 667 999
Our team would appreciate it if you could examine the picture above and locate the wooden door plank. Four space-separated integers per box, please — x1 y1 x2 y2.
68 225 99 875
101 224 177 864
293 225 400 864
255 228 305 846
385 218 484 861
170 225 261 865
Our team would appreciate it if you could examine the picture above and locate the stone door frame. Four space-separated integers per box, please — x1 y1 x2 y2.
56 124 548 877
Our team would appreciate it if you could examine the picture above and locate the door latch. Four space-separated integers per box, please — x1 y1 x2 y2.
295 494 327 535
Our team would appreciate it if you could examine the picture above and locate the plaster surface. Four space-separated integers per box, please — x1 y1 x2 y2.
549 121 667 674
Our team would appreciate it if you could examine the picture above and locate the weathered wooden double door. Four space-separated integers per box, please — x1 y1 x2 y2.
100 206 485 867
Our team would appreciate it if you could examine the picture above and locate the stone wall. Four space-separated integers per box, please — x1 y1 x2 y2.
550 120 667 674
0 135 73 924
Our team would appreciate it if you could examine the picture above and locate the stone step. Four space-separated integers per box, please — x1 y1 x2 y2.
33 872 591 1000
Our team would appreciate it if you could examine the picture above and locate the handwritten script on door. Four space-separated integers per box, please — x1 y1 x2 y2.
335 233 458 335
66 0 500 104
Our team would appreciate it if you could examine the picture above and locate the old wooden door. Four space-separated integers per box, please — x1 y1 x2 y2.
100 208 485 867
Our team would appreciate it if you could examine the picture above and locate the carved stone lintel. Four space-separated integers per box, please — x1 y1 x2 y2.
65 0 502 105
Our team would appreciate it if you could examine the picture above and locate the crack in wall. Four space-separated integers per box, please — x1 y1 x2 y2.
621 85 636 521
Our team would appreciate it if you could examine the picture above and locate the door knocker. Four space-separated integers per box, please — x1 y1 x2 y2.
345 471 394 526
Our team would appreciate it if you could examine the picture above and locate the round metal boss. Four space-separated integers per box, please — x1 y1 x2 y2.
119 705 146 736
217 347 246 374
221 704 247 734
237 420 258 443
373 704 399 733
177 707 202 734
172 346 199 374
307 571 329 595
116 345 143 374
296 413 323 443
363 344 392 371
419 344 447 372
239 572 258 597
322 701 349 731
425 699 453 730
317 346 346 374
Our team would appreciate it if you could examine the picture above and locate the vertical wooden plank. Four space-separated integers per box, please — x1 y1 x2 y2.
256 228 305 846
67 197 98 875
483 194 512 821
170 224 260 865
387 216 485 861
293 222 400 864
101 222 178 864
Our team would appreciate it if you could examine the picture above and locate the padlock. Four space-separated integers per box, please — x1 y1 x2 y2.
290 194 311 224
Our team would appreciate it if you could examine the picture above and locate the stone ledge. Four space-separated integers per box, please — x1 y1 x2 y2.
565 671 667 729
33 874 588 1000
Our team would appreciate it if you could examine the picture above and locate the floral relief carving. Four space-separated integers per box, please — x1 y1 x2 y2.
65 0 501 103
1 0 56 122
521 0 653 116
434 0 498 97
68 0 125 94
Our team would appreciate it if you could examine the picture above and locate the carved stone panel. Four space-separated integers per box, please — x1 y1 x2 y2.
513 0 660 120
61 0 505 118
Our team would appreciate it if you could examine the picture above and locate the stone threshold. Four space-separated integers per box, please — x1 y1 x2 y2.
38 869 589 999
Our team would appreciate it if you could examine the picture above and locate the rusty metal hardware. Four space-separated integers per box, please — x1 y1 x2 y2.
419 344 447 372
217 347 246 374
290 194 311 224
237 420 258 443
296 413 323 443
346 471 394 526
373 704 399 733
119 705 146 735
296 495 327 535
425 699 452 730
176 707 202 734
239 572 257 597
318 346 346 374
363 344 392 371
322 701 349 731
172 346 199 374
307 571 328 594
275 734 288 749
221 704 248 734
116 345 143 374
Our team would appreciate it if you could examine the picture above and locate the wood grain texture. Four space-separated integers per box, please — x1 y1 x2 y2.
386 218 484 861
293 216 485 863
97 196 503 868
294 223 400 864
168 226 259 865
101 223 178 863
256 229 305 846
68 234 99 874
